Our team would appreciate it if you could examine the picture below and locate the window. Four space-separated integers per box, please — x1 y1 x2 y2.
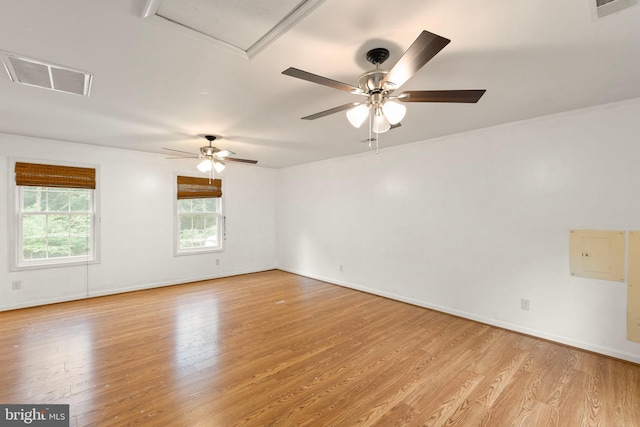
19 187 94 261
13 162 97 268
176 176 223 254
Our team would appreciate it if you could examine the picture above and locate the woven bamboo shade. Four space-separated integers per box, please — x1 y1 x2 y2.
177 176 222 199
15 162 96 189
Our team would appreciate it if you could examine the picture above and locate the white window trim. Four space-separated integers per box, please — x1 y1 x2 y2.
8 158 101 271
173 174 225 257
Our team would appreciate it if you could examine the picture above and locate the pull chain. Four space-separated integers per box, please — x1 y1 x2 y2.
368 110 372 150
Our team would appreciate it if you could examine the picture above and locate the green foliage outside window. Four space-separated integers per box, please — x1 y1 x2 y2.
20 187 92 260
177 198 219 249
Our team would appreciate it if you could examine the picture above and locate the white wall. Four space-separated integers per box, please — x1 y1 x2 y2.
277 97 640 363
0 134 277 311
3 99 640 363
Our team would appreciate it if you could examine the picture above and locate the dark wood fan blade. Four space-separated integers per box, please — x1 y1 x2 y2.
301 102 361 120
162 147 198 155
398 90 486 103
390 122 402 130
283 67 362 94
382 31 451 89
225 158 258 164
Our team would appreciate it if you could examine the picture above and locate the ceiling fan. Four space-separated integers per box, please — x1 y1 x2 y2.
163 135 258 174
282 30 486 134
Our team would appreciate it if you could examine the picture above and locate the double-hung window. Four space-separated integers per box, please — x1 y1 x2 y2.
14 162 97 269
176 176 224 254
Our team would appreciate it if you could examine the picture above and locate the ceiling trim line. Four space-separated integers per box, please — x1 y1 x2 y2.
246 0 327 59
138 0 327 60
147 15 251 59
139 0 163 19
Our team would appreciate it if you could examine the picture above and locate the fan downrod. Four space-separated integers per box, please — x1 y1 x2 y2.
366 48 390 66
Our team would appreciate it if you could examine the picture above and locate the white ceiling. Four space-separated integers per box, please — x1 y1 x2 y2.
0 0 639 168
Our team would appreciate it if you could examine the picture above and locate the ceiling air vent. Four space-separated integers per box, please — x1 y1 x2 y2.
0 51 92 96
592 0 638 19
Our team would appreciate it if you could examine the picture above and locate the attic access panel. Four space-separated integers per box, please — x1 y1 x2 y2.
141 0 327 59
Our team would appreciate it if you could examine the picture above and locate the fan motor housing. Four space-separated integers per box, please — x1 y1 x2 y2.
200 146 219 156
357 69 389 93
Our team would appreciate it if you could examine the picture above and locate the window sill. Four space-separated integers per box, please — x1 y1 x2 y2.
13 257 99 271
174 247 224 257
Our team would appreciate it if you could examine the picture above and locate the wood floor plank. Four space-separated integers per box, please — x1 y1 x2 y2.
1 270 639 426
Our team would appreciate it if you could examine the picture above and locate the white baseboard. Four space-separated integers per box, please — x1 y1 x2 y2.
87 266 276 298
0 265 277 312
278 267 640 365
0 292 90 312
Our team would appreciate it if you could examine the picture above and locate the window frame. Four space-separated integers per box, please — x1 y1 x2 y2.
9 159 100 271
174 175 225 256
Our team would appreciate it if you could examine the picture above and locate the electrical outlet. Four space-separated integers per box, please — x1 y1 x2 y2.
521 299 530 311
11 280 22 291
339 265 343 273
216 259 220 266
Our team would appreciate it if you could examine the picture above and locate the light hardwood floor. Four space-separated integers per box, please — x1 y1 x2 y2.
1 270 638 426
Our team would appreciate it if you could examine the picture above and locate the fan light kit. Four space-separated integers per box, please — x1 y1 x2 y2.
163 135 258 178
283 30 486 144
344 47 407 134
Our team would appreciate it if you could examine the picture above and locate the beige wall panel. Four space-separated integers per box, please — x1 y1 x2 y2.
569 230 625 281
627 231 640 343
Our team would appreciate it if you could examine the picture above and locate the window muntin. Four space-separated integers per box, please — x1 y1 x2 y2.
177 197 223 252
18 186 95 266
